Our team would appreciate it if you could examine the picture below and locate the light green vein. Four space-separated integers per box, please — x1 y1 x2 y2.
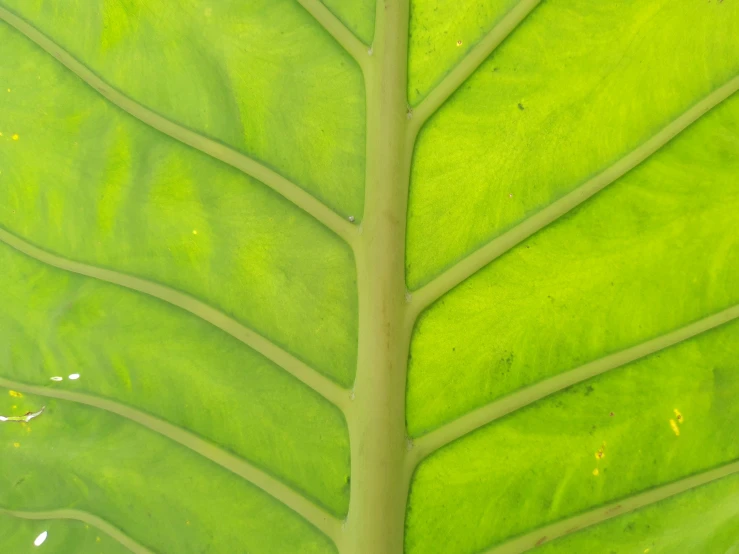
0 508 155 554
0 375 344 543
408 0 541 125
408 75 739 316
484 460 739 554
0 6 356 245
0 227 350 411
408 304 739 470
295 0 370 72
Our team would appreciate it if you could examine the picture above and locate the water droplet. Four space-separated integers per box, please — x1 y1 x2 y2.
68 374 80 380
50 376 63 382
34 531 48 546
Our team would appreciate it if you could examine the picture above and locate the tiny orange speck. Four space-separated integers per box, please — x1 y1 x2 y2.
595 443 606 460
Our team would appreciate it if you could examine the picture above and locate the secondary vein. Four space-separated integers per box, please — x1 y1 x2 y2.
0 228 350 411
0 6 356 246
409 304 739 470
409 0 541 133
409 75 739 319
0 376 344 544
0 508 155 554
483 459 739 554
295 0 370 72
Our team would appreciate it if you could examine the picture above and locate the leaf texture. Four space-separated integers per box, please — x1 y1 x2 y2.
0 1 737 553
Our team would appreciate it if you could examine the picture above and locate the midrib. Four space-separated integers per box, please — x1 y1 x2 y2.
342 2 412 553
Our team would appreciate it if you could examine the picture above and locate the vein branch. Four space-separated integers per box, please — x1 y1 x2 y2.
409 0 541 134
295 0 370 72
0 376 344 544
0 507 155 554
409 304 739 470
409 76 739 317
0 228 350 411
0 7 356 245
483 459 739 554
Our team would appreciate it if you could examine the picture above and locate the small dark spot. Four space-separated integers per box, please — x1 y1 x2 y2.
493 67 499 72
585 385 594 396
518 102 525 110
452 347 456 352
14 477 25 487
609 412 614 417
535 536 547 546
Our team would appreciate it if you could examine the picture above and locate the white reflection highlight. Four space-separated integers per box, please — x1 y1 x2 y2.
34 531 48 546
68 374 80 380
50 376 63 382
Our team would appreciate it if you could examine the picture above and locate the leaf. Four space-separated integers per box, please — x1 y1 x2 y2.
0 1 737 554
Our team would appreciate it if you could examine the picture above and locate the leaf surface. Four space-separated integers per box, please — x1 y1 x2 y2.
0 1 737 553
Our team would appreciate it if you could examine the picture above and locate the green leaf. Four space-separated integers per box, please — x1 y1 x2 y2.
0 1 737 554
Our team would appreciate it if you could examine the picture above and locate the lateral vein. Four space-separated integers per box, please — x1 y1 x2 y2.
483 460 739 554
0 376 344 544
410 304 739 468
0 6 356 245
0 228 350 411
295 0 370 72
0 507 155 554
409 75 739 317
409 0 541 132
